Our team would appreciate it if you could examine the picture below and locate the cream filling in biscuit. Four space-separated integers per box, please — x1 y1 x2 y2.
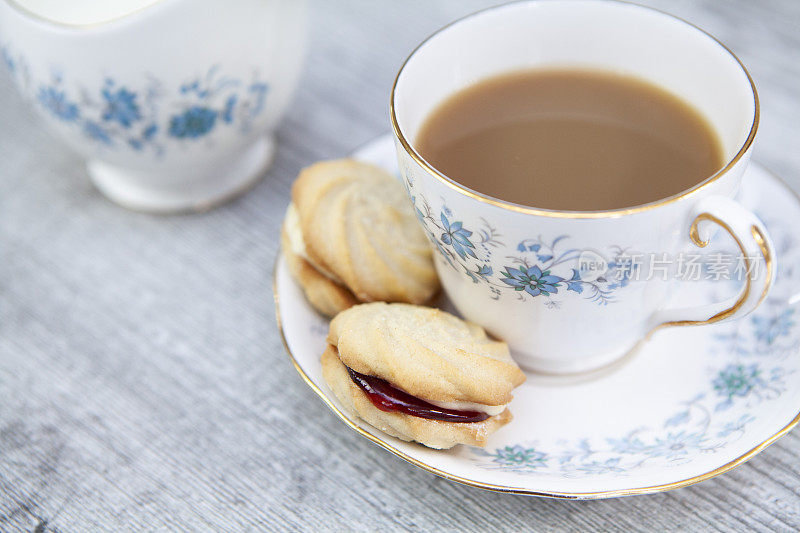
285 202 343 283
424 399 508 417
284 203 309 259
283 202 343 285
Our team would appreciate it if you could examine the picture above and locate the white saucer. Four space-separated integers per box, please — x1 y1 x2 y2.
273 134 800 499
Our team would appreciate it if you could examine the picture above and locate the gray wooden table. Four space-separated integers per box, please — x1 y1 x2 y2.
1 1 798 531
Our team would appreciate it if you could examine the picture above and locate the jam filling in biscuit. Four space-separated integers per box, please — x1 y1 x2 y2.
346 366 490 423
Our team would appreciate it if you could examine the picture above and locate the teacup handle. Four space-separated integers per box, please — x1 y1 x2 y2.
647 195 776 334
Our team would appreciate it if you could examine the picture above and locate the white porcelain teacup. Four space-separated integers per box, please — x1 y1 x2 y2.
0 0 307 212
392 0 774 374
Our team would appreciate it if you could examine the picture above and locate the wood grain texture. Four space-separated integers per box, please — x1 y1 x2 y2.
0 1 798 531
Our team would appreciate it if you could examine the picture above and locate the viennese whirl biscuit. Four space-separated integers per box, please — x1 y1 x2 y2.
282 159 439 316
281 205 360 317
321 303 526 449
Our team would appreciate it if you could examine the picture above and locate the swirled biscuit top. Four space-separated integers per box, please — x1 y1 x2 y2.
328 303 526 406
292 159 438 304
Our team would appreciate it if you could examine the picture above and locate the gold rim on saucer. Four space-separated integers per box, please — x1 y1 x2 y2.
273 134 799 497
273 159 800 499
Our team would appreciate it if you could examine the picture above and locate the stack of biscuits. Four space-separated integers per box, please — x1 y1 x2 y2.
282 159 525 449
282 159 439 317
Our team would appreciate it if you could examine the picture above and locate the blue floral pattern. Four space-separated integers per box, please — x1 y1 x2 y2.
37 85 79 121
471 301 796 476
485 445 548 471
752 309 795 345
470 209 797 476
408 191 629 305
501 265 563 297
101 85 141 128
83 121 112 145
168 106 218 139
713 364 762 399
440 213 477 260
1 46 270 154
